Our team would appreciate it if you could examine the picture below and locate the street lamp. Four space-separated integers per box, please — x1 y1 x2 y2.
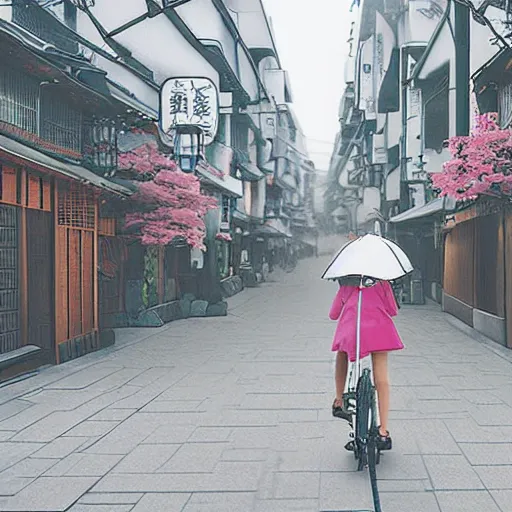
173 126 204 173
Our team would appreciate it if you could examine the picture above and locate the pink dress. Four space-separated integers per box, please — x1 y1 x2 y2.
330 281 403 362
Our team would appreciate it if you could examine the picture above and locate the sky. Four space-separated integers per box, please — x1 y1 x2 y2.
261 0 351 171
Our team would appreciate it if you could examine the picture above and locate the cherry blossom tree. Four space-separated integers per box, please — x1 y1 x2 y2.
431 113 512 201
119 142 217 249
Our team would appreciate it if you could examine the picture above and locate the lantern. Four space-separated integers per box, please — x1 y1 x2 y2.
173 125 204 173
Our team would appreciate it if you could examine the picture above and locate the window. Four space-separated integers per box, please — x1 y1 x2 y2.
0 68 38 135
82 118 118 175
499 83 512 129
41 91 82 154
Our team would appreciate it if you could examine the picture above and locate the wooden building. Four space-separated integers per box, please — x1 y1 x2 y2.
0 23 132 374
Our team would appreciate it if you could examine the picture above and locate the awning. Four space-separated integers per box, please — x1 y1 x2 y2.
389 196 456 224
196 161 243 198
238 160 264 181
253 218 292 238
0 20 112 101
0 134 132 197
107 81 158 120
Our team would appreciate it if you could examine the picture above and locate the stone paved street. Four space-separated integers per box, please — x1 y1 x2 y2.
2 243 512 511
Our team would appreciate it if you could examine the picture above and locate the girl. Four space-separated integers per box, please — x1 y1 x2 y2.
330 274 403 451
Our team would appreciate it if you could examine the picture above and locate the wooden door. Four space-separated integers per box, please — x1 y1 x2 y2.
27 209 53 359
0 205 21 354
504 211 512 348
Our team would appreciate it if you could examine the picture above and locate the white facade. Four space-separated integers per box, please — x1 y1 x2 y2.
327 0 509 229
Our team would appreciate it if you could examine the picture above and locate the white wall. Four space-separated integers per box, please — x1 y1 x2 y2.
225 0 275 52
80 0 220 87
176 0 237 73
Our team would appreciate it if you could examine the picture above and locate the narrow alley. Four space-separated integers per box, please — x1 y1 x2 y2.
1 249 512 512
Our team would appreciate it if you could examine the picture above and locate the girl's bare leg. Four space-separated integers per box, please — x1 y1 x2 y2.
372 351 390 436
335 351 348 403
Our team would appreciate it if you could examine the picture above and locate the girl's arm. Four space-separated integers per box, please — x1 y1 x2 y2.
381 281 399 317
329 286 346 320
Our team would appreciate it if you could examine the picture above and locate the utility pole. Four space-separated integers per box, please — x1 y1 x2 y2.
455 0 470 136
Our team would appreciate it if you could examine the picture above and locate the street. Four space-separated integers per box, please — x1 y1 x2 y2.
1 248 512 512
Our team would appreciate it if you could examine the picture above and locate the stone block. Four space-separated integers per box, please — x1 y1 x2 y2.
190 300 208 317
220 276 243 298
179 298 191 318
133 310 164 328
206 301 228 317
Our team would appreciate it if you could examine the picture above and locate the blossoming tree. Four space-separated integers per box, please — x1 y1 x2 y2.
119 141 217 250
431 113 512 201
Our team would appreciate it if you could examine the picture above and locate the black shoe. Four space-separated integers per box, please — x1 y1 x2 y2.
344 440 355 452
332 399 352 422
377 430 392 451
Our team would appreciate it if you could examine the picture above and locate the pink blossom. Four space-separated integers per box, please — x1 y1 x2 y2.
430 113 512 200
120 141 217 248
215 232 232 242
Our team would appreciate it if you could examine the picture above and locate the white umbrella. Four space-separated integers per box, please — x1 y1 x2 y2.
321 234 413 281
322 234 413 382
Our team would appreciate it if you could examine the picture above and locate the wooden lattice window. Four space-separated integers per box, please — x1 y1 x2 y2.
57 185 95 230
0 67 38 135
99 218 115 236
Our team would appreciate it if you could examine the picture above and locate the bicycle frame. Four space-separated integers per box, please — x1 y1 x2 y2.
342 276 382 512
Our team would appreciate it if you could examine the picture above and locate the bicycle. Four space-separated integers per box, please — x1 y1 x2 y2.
342 277 383 512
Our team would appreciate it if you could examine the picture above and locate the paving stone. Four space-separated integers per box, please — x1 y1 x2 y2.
379 491 440 511
490 490 512 511
273 472 320 499
254 499 319 512
63 454 123 477
319 471 373 511
10 411 91 443
183 492 254 511
474 466 512 489
68 506 133 512
90 409 137 422
92 463 261 493
157 443 226 473
1 457 56 478
32 436 86 458
188 427 232 443
459 442 512 465
423 455 485 490
142 424 195 444
113 444 180 473
132 493 191 511
64 421 120 437
0 476 98 511
0 477 34 496
0 442 45 472
409 420 461 455
435 490 501 511
0 431 15 442
78 493 143 505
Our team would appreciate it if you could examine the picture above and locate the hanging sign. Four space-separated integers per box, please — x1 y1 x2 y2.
160 77 219 146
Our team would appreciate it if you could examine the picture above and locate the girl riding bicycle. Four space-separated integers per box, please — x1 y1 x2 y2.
329 239 404 451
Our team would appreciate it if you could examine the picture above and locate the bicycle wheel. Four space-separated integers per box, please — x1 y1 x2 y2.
355 368 372 471
368 386 382 512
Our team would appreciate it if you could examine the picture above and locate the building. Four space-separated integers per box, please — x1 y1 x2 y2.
325 0 511 315
0 0 314 375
